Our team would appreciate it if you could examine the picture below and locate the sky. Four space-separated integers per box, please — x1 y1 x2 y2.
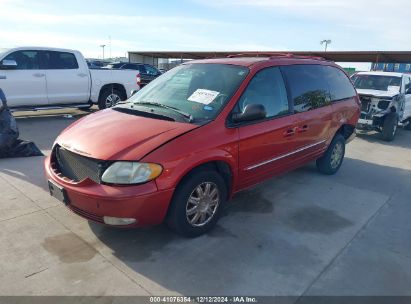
1 0 411 70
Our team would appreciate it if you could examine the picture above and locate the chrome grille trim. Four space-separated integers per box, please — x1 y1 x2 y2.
52 146 106 183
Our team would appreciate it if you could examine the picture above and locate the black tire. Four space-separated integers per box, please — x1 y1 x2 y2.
381 113 398 141
316 134 345 175
404 118 411 131
167 170 227 237
98 88 125 110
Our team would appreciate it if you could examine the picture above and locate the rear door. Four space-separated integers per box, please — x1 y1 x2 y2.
234 67 298 189
43 51 90 104
0 50 47 107
280 64 333 162
322 65 359 134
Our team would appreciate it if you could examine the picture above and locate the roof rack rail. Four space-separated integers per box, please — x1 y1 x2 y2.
227 52 326 61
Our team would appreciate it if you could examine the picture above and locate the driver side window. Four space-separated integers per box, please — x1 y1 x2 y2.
404 76 411 93
3 50 40 70
237 67 289 118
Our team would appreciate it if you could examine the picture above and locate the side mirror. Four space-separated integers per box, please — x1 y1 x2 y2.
232 104 267 123
406 88 411 95
0 59 17 70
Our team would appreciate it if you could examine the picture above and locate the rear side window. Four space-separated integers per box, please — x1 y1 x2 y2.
281 65 331 112
44 51 79 69
281 65 356 113
237 67 289 118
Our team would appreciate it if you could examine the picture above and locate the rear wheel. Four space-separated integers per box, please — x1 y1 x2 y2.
167 170 226 237
316 134 345 175
98 88 125 110
381 113 398 141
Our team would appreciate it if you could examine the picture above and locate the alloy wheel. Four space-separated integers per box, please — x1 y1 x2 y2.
186 182 220 227
330 142 343 169
105 93 121 108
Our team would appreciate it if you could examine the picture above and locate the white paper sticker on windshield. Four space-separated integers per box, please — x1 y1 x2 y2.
188 89 220 105
387 85 400 92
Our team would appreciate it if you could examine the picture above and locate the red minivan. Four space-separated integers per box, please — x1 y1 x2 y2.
45 54 360 237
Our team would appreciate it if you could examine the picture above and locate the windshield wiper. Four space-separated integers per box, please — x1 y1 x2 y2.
134 101 194 122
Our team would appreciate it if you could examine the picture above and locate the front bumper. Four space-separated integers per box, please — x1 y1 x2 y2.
44 156 174 227
357 118 373 126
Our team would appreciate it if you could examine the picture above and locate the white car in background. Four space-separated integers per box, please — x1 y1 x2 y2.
0 47 141 110
353 71 411 141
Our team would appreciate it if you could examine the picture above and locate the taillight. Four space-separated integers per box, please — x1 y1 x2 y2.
136 73 141 87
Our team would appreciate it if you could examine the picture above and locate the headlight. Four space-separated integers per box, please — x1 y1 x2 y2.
101 162 162 184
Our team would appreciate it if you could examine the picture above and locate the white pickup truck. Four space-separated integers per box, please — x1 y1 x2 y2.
0 47 141 110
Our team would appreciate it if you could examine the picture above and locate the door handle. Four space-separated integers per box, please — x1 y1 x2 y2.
283 127 297 137
77 73 88 77
297 125 309 133
0 75 6 80
33 73 45 77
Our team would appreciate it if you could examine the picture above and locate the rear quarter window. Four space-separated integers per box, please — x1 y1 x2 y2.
281 64 356 113
322 65 357 101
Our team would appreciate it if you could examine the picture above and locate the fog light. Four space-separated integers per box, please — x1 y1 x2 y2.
103 216 136 226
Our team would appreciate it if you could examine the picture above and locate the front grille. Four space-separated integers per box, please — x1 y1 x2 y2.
360 95 371 112
52 146 106 183
377 99 390 110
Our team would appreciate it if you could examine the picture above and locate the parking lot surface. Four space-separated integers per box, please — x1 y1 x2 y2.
1 109 410 297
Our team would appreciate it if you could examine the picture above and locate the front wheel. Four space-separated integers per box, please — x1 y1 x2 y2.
404 118 411 131
316 134 345 175
381 113 398 141
167 170 227 237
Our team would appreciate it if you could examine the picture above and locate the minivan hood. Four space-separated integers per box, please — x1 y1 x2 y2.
55 109 198 160
356 89 398 98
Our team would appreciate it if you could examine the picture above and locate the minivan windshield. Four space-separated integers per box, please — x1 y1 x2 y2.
126 63 249 123
353 74 402 92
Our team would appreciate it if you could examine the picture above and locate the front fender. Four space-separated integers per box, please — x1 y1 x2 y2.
149 149 238 196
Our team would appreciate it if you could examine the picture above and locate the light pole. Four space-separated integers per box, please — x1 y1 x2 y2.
320 39 332 52
100 44 106 60
108 36 112 59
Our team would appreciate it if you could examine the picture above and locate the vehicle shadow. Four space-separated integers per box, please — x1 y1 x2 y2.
356 128 411 150
13 111 89 152
88 157 411 296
